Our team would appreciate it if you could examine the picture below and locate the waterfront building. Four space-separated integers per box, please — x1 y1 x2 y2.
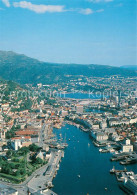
92 122 100 130
122 139 133 153
91 131 108 141
111 133 121 141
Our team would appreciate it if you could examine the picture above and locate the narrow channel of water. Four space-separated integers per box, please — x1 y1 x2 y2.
59 92 105 99
52 124 137 195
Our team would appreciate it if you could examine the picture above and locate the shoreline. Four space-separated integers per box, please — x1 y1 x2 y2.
0 149 64 195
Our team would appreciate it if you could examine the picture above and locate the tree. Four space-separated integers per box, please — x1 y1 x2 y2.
35 157 43 164
15 170 20 176
19 146 29 155
29 144 40 152
6 150 12 158
10 163 16 169
12 158 19 162
19 168 26 175
5 125 20 139
1 164 11 174
30 154 36 164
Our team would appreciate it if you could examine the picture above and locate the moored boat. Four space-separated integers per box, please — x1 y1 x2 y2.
110 166 115 174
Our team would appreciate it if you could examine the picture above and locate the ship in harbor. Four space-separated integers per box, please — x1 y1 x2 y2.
120 156 137 165
119 177 137 195
109 166 137 194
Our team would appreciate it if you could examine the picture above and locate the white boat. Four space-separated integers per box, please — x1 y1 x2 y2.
110 166 115 174
110 149 115 153
99 148 102 152
115 151 119 154
77 175 80 178
76 124 80 128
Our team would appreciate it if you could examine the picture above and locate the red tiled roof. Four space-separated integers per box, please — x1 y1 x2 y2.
11 137 22 140
11 136 31 140
15 130 38 136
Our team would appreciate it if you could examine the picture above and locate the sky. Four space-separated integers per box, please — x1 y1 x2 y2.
0 0 136 66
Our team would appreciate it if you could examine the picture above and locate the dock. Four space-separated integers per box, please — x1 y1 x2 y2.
28 150 64 193
110 153 130 161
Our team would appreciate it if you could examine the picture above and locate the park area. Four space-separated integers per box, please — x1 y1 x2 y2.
0 144 47 183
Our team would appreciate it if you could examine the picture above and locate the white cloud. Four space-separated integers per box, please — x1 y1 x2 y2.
79 8 94 15
88 0 113 3
79 8 104 15
13 1 65 13
1 0 10 7
10 1 104 15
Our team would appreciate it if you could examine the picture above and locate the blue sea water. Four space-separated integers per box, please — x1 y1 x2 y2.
52 124 137 195
59 92 106 99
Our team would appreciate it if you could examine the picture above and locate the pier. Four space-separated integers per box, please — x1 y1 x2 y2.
28 150 64 193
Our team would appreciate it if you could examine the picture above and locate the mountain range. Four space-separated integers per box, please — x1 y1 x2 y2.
0 51 136 85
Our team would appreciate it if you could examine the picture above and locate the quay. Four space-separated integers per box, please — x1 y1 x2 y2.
110 166 127 174
119 178 137 195
66 121 90 132
110 152 131 161
28 150 64 194
110 152 137 163
120 154 137 165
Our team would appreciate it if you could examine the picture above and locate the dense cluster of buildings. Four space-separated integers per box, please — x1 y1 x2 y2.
0 75 137 194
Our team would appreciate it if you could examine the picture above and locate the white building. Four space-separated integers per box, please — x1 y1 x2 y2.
11 139 22 150
92 123 100 130
130 118 137 124
112 134 121 141
122 139 133 153
109 118 120 126
91 131 108 141
100 120 107 129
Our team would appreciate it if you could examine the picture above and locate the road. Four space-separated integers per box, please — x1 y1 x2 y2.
0 124 63 194
28 150 63 193
0 150 63 195
39 123 46 148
